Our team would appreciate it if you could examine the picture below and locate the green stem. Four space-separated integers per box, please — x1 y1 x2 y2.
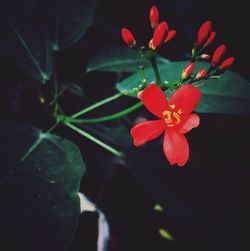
64 121 124 157
68 101 143 124
71 92 123 119
195 82 205 88
139 65 147 84
150 57 162 85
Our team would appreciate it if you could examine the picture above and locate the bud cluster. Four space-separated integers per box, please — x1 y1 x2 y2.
182 20 235 82
121 6 235 90
121 6 176 51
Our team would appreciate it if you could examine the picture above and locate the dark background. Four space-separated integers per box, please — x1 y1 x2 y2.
0 0 250 250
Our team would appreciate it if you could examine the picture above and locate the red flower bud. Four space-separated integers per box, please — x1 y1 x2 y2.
181 62 195 80
211 44 227 67
164 30 176 43
121 28 136 48
194 69 207 80
203 31 216 49
197 20 212 47
199 54 210 60
219 57 235 72
149 5 159 29
151 22 169 50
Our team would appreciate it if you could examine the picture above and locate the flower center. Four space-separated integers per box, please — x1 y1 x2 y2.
162 104 183 127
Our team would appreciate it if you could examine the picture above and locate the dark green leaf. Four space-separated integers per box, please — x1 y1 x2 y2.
46 0 98 51
0 0 53 82
0 117 85 250
86 46 169 73
116 61 250 114
81 123 132 149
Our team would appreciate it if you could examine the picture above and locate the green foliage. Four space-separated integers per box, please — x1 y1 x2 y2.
0 0 98 82
116 61 250 114
46 0 98 51
0 0 53 82
0 117 85 249
81 123 132 149
86 46 169 73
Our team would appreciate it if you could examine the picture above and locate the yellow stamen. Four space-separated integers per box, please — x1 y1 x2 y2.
162 105 182 127
173 112 181 124
162 110 172 124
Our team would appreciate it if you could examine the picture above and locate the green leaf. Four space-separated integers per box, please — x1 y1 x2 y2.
86 46 169 73
159 228 174 241
0 0 53 83
116 61 250 114
0 117 85 250
154 203 164 212
81 123 132 150
46 0 98 51
0 0 98 81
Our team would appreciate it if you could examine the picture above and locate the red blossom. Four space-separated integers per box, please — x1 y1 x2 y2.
131 84 201 166
150 21 169 50
164 30 176 43
197 20 212 47
219 57 235 72
203 31 216 49
121 28 136 48
150 5 159 29
211 44 227 67
181 62 195 80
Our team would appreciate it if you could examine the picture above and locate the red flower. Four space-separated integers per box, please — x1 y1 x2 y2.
121 28 136 48
150 21 169 50
131 84 201 166
181 62 195 80
164 30 176 43
211 44 227 67
197 20 212 47
150 5 159 29
219 57 235 72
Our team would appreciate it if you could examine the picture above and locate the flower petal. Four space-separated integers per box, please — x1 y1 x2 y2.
176 113 200 134
131 120 166 146
139 84 169 118
163 129 189 167
170 84 201 115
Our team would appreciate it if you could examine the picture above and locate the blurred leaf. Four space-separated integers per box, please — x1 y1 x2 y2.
0 117 85 250
154 204 164 212
46 0 98 51
86 46 169 73
116 61 250 114
159 228 174 241
0 0 53 82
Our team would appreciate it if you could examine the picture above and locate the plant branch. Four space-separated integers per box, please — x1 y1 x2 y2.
150 57 162 85
67 101 143 124
71 92 123 119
